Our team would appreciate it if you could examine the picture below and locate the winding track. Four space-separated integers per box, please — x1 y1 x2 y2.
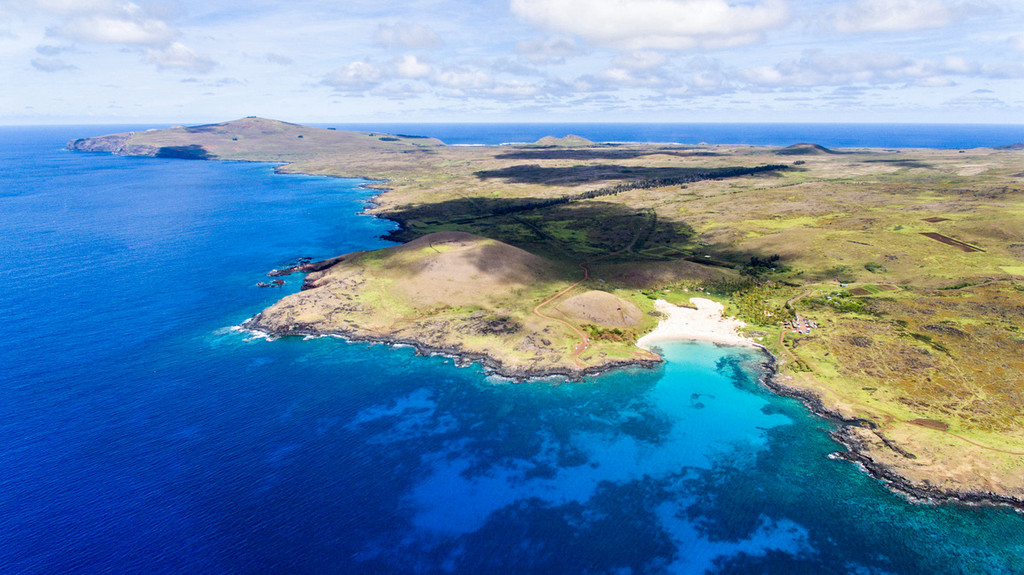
532 211 654 367
533 262 593 366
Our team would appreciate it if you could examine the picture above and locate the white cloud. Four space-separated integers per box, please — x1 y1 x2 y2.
483 79 543 98
944 90 1007 108
374 22 442 50
35 44 74 55
146 42 215 72
4 0 1021 123
510 0 790 50
688 70 731 94
739 50 1006 89
6 0 122 16
614 51 668 70
833 0 973 34
416 65 547 100
490 57 542 76
320 56 546 101
394 54 431 78
7 0 215 72
52 13 176 45
515 36 584 63
915 76 956 87
323 60 385 92
940 56 977 75
31 56 76 72
574 66 670 92
434 68 494 90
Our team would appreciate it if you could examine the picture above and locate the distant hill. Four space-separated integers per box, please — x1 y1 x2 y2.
774 143 838 155
532 134 595 147
994 143 1024 150
68 117 444 162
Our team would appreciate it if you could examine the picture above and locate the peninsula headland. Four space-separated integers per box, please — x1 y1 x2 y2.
70 118 1024 509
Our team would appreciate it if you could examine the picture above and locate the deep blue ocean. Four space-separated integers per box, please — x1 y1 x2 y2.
319 122 1024 149
1 124 1022 574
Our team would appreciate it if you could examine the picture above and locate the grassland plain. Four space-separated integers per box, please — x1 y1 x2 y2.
71 118 1024 507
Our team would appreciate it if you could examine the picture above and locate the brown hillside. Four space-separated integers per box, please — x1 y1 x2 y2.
554 290 643 328
302 231 562 308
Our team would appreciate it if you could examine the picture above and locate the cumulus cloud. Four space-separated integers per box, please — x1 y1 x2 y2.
832 0 980 34
490 57 543 76
11 0 215 72
944 91 1007 108
374 22 442 50
332 56 547 100
394 54 431 78
739 50 1001 89
677 57 734 95
146 42 215 72
4 0 121 16
321 57 538 100
323 60 385 92
31 56 76 72
569 55 735 97
614 51 668 70
510 0 790 50
35 44 74 56
685 71 733 95
576 66 669 91
489 80 544 99
434 68 494 91
515 36 584 63
51 9 176 45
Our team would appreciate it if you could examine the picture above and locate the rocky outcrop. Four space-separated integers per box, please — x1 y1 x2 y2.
757 350 1024 512
67 133 161 156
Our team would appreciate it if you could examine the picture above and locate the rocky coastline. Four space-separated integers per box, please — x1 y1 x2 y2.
256 225 1024 513
830 428 1024 512
753 346 1024 512
242 314 662 382
249 278 1024 511
70 121 1024 512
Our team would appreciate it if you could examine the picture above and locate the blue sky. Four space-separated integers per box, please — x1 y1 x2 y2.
2 0 1022 124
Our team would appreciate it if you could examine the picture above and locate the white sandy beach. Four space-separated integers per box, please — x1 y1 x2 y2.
636 298 755 349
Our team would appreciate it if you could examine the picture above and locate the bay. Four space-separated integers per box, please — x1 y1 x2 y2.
0 126 1021 574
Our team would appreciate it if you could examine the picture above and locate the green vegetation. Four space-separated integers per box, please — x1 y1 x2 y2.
72 118 1024 500
731 281 794 325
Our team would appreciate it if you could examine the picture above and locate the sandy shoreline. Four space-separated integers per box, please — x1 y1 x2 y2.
636 298 755 349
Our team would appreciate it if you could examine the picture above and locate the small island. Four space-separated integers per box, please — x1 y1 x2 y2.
70 118 1024 509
